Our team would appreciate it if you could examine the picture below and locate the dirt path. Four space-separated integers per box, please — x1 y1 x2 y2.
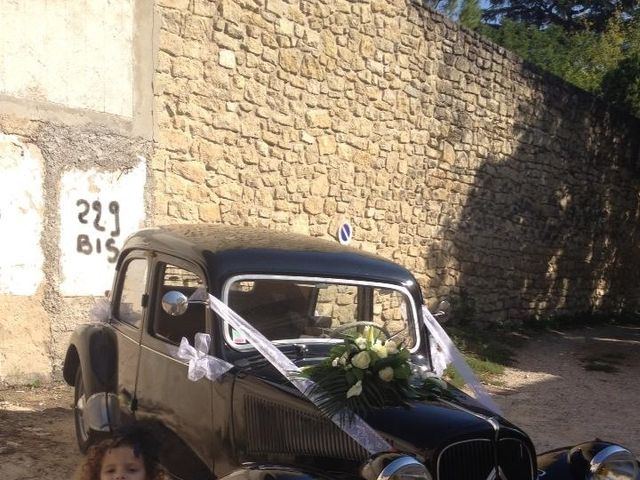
491 323 640 455
0 324 638 479
0 384 78 479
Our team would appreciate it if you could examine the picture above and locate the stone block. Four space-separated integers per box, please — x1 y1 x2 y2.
317 135 337 155
301 54 325 81
159 129 191 153
266 0 288 16
305 109 331 128
219 0 243 24
279 49 302 73
303 196 324 215
213 112 241 132
310 175 330 196
173 57 203 79
158 0 190 9
219 49 237 69
172 161 207 183
199 204 221 222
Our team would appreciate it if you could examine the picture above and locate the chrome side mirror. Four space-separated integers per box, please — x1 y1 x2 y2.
161 290 189 316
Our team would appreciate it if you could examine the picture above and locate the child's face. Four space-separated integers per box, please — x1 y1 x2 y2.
100 446 147 480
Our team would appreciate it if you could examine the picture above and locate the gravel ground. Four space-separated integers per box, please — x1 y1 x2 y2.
1 323 638 479
491 323 640 455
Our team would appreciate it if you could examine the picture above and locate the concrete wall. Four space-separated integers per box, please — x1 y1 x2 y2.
0 0 154 384
0 0 134 117
153 0 640 325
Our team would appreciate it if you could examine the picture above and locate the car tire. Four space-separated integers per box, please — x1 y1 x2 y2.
74 366 97 453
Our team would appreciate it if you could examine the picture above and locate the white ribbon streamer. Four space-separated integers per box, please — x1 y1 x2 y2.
171 292 500 452
206 294 392 455
421 305 502 415
90 296 111 323
176 332 234 381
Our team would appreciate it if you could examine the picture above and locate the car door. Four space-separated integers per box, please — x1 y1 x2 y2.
134 256 214 480
110 252 150 422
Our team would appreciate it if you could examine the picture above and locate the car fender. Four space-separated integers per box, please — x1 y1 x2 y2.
63 323 118 397
537 440 640 479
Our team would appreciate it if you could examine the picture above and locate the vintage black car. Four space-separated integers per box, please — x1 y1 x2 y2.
63 225 639 480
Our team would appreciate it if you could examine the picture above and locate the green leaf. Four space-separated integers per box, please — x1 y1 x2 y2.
394 364 411 380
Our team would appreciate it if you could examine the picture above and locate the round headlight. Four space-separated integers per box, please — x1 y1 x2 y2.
378 456 433 480
588 445 639 480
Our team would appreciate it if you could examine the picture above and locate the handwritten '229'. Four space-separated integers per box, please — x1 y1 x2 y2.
76 199 121 263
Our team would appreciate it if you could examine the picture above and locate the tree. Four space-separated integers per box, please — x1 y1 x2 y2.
437 0 640 117
600 54 640 116
422 0 460 17
483 0 639 33
423 0 485 29
460 0 483 29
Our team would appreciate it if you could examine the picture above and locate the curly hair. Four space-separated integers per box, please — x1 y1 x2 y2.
74 425 166 480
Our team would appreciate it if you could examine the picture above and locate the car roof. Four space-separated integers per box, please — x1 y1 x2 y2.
121 224 423 299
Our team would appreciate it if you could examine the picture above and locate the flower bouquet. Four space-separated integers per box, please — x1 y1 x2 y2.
301 326 420 422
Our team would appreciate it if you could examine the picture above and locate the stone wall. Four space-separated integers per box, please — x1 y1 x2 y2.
153 0 640 325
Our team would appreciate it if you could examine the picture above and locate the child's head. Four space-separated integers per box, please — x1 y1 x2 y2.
76 424 165 480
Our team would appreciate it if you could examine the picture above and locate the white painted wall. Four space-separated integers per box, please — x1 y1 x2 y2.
59 160 146 296
0 0 133 117
0 135 44 296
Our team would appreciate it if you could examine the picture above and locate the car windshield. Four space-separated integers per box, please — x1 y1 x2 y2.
223 276 419 351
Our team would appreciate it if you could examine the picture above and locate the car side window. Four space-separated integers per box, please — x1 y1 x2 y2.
152 263 206 346
116 258 148 328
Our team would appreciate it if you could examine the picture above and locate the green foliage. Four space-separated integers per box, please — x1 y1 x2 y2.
423 0 485 30
422 0 461 18
445 355 506 388
601 53 640 116
478 15 640 117
482 0 637 33
460 0 483 30
443 322 521 387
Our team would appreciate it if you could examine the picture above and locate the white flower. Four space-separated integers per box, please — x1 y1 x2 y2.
378 366 394 382
385 340 399 355
346 380 363 398
331 357 340 367
339 353 348 366
371 341 388 359
351 351 371 369
355 336 368 350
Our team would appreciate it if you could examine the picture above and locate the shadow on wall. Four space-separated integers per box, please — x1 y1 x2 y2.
427 69 640 326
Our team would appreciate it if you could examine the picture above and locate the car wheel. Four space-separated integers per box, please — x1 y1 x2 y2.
74 366 95 453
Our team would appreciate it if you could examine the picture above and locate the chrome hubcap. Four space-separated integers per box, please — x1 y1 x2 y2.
76 392 89 441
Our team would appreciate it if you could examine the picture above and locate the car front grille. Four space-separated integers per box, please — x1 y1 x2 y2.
245 396 368 461
437 439 494 480
437 438 534 480
498 438 535 480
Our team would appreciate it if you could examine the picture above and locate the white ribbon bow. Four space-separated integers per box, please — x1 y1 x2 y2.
176 332 233 382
